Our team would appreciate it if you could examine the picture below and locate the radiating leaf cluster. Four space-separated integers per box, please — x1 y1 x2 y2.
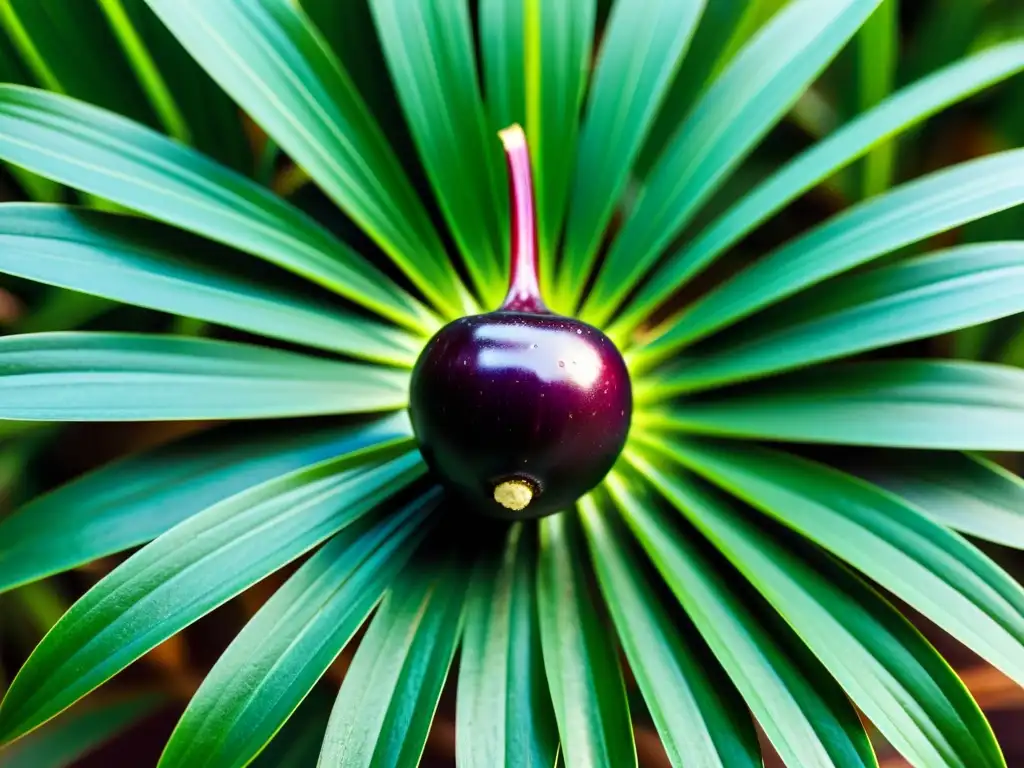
0 0 1022 766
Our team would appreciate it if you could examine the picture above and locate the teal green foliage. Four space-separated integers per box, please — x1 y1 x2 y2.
0 1 1021 765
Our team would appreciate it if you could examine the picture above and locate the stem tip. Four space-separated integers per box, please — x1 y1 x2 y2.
498 123 527 150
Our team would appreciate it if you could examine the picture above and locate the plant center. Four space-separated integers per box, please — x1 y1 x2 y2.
409 125 632 519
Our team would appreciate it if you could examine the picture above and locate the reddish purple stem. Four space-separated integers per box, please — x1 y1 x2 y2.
499 124 547 313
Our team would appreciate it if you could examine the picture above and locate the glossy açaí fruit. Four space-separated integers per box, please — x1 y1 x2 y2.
409 125 632 519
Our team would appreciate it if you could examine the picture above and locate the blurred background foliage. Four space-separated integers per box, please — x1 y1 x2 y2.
0 0 1022 765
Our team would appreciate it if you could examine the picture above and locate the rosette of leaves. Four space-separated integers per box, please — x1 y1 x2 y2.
1 1 1024 766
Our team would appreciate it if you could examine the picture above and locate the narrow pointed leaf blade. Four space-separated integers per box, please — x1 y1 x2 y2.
856 453 1024 549
0 413 412 594
100 0 250 172
96 0 197 145
456 523 558 768
0 85 435 332
582 0 883 326
159 491 439 768
480 0 526 131
558 0 705 300
634 0 756 176
524 0 596 307
0 692 166 768
2 0 157 125
642 149 1024 357
319 543 467 768
647 436 1024 691
612 41 1024 338
369 0 507 306
250 687 334 768
853 0 898 198
644 361 1024 450
0 205 421 367
538 512 635 768
0 17 60 203
579 493 761 768
645 243 1024 394
0 448 424 744
144 0 470 319
635 455 1000 768
607 471 874 768
299 0 415 169
0 333 409 421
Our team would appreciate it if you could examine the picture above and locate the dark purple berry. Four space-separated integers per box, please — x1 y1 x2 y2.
409 125 632 519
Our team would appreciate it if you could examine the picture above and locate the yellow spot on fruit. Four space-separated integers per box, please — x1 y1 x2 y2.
494 479 533 511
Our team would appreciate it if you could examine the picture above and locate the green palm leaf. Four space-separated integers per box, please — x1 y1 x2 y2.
0 333 409 421
251 687 334 768
0 413 411 594
0 447 423 743
480 0 526 131
634 0 757 177
0 205 421 366
11 291 114 335
99 0 250 172
0 86 434 332
610 41 1024 339
644 437 1024 689
318 544 466 767
556 0 704 301
637 149 1024 363
298 0 413 166
640 242 1024 395
856 452 1024 550
538 512 635 768
634 456 1001 768
901 0 986 84
96 0 190 143
853 0 898 197
607 470 875 768
643 360 1024 449
144 0 474 319
709 1 793 76
523 0 595 305
0 24 58 203
370 0 507 307
581 0 883 325
579 493 762 768
0 0 157 126
0 693 166 768
456 523 558 768
158 491 440 768
0 1 1022 765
